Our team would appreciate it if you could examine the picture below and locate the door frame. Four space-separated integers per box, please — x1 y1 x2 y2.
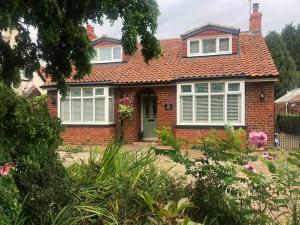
141 94 157 140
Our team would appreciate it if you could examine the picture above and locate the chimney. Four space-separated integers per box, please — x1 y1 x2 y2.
249 3 262 33
86 24 97 40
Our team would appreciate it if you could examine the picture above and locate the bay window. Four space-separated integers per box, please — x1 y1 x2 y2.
177 81 244 126
59 87 114 124
187 36 232 57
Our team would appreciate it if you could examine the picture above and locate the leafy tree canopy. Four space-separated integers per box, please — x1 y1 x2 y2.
265 31 298 98
281 23 300 71
0 0 161 94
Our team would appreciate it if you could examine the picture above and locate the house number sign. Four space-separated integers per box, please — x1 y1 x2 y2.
164 104 173 111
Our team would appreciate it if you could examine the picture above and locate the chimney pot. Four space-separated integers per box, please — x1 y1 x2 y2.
249 3 262 33
253 3 259 13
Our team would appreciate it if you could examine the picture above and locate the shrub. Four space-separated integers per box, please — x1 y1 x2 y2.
0 83 71 222
277 113 300 135
154 127 285 225
63 141 187 225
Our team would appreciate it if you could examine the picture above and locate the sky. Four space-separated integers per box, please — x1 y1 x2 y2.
91 0 300 39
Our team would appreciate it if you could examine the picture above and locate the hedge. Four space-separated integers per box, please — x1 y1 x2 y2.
277 113 300 135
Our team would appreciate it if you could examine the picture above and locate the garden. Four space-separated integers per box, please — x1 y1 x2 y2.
1 82 300 225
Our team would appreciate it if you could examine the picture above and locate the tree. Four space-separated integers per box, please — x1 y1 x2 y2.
265 31 298 98
281 23 300 71
0 0 161 94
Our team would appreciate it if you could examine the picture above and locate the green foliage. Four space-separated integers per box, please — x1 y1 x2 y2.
0 82 71 223
265 31 299 98
277 113 300 135
154 127 286 225
0 0 161 94
57 141 187 225
281 23 300 71
140 192 202 225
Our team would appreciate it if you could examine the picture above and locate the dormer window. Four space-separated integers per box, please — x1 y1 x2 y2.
187 36 232 57
92 46 122 63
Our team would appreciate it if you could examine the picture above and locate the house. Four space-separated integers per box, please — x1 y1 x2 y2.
275 88 300 114
2 29 46 98
43 3 278 145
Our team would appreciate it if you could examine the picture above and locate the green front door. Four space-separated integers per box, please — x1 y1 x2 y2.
142 95 157 140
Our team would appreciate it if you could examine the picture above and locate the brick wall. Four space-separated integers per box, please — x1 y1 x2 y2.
61 125 115 145
245 81 275 145
181 30 239 57
47 90 58 118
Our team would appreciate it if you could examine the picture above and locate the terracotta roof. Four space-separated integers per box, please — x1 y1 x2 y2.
43 32 278 87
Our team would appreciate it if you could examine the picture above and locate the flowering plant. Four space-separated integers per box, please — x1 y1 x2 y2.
249 131 267 149
118 96 134 120
0 162 15 176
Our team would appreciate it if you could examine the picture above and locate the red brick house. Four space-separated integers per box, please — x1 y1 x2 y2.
43 3 278 145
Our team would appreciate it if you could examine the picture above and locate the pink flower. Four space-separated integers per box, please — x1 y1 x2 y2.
249 131 267 148
0 163 15 176
244 164 256 173
263 152 273 160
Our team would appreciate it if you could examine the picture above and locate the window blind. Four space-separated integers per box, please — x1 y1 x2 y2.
196 96 208 122
227 94 241 122
71 99 81 122
61 99 70 122
95 98 105 122
83 98 93 122
180 96 193 122
211 95 224 122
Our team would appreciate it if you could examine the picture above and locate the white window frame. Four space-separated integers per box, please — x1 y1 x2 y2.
91 46 122 63
176 80 245 126
187 35 232 57
57 86 114 125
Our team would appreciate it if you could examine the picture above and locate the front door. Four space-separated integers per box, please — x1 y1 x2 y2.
142 95 157 140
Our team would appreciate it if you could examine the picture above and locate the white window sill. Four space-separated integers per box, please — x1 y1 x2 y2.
61 122 115 126
187 51 232 57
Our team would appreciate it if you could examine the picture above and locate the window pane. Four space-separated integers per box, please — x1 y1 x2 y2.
99 47 111 62
92 48 99 62
211 95 224 122
95 88 104 95
211 83 225 93
113 47 121 60
195 83 208 93
109 88 113 97
190 41 199 54
202 38 216 54
219 38 229 52
196 96 208 122
181 85 192 93
95 98 105 122
71 89 81 97
83 88 93 96
180 96 193 122
61 99 70 122
71 99 81 122
227 95 241 122
109 98 114 122
228 83 240 92
83 99 93 122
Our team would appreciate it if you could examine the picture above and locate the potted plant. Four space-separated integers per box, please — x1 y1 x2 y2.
118 96 134 141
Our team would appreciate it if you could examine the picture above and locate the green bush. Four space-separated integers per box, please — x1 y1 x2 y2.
56 141 187 225
0 83 71 223
0 147 21 224
277 113 300 135
154 127 286 225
